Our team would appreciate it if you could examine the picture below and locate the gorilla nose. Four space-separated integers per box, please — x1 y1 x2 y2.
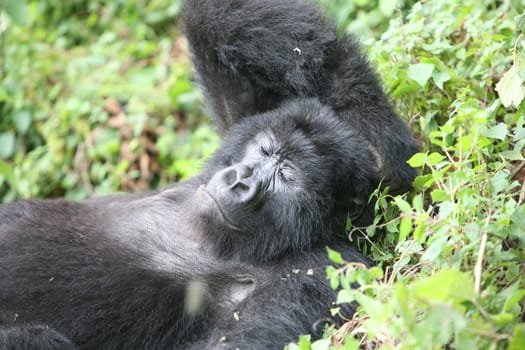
224 164 253 184
220 163 259 203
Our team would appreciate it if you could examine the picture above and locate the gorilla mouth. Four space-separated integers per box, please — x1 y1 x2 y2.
199 186 241 231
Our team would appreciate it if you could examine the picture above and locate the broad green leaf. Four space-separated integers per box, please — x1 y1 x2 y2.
407 152 426 167
413 222 427 243
431 189 449 202
298 335 312 350
501 149 525 160
379 0 397 16
13 109 32 134
428 152 446 166
413 174 435 190
486 123 508 140
514 127 525 141
394 197 412 214
509 324 525 350
368 266 384 280
408 63 435 88
495 64 525 108
432 71 451 89
511 206 525 226
327 247 344 264
337 289 356 304
399 216 412 241
0 160 14 186
1 0 28 25
438 201 456 220
516 13 525 33
516 54 525 80
490 170 510 192
412 269 475 302
489 312 514 327
311 338 330 350
0 131 15 158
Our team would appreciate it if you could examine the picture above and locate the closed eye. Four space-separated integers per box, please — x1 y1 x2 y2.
260 146 271 157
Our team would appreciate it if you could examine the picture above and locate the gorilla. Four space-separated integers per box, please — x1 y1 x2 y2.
178 0 418 347
182 0 419 196
0 0 418 347
0 99 378 349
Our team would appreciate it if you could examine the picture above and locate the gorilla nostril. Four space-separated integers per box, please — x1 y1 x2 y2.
223 168 238 186
235 180 260 203
234 182 250 194
239 165 254 179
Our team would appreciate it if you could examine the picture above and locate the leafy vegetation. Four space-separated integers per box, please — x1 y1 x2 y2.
0 0 217 201
1 0 524 349
289 0 525 349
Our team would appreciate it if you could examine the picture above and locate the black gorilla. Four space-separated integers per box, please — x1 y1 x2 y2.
1 0 417 347
182 0 419 195
0 100 377 349
179 0 418 347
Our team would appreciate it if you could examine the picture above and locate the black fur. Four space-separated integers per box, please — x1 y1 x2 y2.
183 0 419 194
188 242 371 350
0 100 377 348
0 325 77 350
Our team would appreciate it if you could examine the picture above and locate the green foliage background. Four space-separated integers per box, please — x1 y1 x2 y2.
1 0 524 349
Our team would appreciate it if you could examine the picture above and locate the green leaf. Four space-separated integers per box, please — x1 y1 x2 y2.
509 324 525 350
428 152 446 166
0 131 15 158
368 266 384 280
495 64 525 108
516 13 525 32
13 109 32 134
511 206 525 226
412 269 475 302
399 216 412 241
413 174 435 190
394 197 412 214
0 159 14 186
486 123 508 140
431 189 449 202
413 222 427 243
379 0 398 16
327 247 344 264
1 0 28 26
501 149 525 160
337 289 356 304
407 152 427 167
490 170 510 192
298 335 312 350
432 70 451 89
408 63 435 88
311 338 330 350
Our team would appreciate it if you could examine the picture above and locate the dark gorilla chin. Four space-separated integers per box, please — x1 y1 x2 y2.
194 184 242 231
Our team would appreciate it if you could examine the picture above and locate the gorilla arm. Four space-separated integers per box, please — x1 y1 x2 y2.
182 0 418 193
187 242 371 350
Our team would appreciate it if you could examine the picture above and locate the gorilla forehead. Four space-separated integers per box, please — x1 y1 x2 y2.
218 99 356 169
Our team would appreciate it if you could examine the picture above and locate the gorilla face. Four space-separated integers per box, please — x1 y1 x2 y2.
192 99 380 263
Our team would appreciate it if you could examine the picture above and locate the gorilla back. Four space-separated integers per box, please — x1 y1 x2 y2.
0 99 378 348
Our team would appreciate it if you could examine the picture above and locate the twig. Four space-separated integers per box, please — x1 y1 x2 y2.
474 232 488 295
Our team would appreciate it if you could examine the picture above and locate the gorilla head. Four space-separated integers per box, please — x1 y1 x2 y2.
190 99 379 263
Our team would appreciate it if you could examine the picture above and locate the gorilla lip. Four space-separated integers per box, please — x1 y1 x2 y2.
198 185 241 231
